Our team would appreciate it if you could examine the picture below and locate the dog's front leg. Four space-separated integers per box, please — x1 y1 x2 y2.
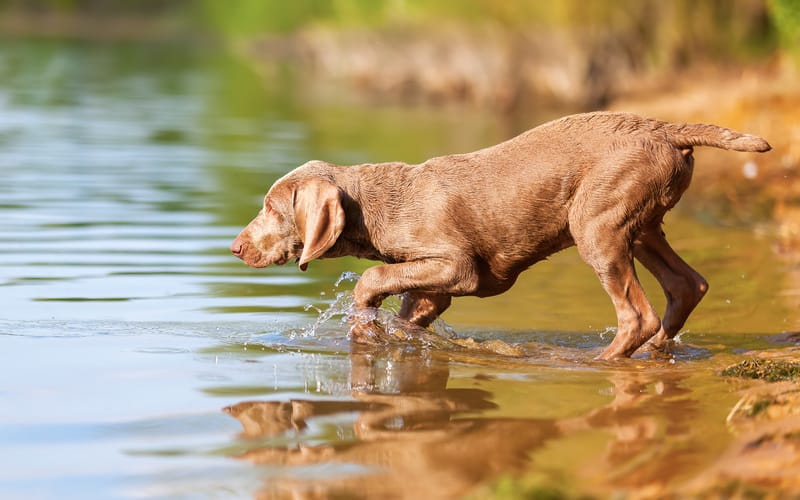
349 259 472 344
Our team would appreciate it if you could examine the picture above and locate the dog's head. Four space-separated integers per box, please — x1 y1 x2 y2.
231 171 345 271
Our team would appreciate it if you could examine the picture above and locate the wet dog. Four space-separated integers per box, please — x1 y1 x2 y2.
231 112 770 359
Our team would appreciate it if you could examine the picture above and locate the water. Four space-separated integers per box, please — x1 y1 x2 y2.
0 40 797 499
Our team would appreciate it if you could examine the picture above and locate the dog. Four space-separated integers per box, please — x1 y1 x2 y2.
231 112 770 359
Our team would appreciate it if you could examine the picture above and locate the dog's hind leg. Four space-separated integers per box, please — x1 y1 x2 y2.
570 172 664 359
633 226 708 348
572 215 662 359
585 247 662 360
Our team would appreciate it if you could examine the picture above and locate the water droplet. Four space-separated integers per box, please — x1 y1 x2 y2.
335 271 361 287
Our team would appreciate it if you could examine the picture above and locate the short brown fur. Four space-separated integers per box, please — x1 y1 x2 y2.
231 112 770 359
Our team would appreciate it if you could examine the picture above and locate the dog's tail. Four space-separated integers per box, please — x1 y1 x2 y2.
665 122 771 152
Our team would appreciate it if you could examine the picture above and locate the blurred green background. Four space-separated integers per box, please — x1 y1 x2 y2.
0 0 795 58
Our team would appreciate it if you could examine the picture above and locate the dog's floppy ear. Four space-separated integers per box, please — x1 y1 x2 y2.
293 179 345 271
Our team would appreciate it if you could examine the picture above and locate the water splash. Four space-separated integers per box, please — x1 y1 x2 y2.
294 272 460 346
296 272 383 339
334 271 361 288
599 326 617 340
297 288 355 339
292 272 529 356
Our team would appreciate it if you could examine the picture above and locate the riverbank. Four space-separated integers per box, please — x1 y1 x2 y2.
247 23 778 111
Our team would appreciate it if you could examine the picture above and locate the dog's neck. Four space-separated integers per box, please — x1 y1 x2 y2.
324 163 414 264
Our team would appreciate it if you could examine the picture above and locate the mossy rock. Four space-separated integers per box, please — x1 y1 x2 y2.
721 358 800 382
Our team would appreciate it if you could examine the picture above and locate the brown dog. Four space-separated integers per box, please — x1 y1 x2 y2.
231 112 770 359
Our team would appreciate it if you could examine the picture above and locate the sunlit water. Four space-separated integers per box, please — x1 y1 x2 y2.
0 40 798 499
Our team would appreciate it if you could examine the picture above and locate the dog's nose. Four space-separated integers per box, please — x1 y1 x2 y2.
230 239 243 258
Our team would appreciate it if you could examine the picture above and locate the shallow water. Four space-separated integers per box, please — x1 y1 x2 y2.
0 40 798 499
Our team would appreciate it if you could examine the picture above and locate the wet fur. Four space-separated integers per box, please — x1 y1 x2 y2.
232 111 770 359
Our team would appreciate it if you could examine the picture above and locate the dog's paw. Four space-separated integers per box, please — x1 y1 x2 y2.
349 320 382 343
386 317 428 339
640 330 673 354
349 318 402 344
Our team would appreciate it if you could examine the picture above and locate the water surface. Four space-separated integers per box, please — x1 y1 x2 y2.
0 40 797 499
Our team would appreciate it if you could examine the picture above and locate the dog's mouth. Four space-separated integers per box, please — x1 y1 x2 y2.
271 252 299 268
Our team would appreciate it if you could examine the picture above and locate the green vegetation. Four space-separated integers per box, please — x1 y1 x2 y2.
0 1 781 43
721 358 800 382
471 473 592 500
0 0 192 19
1 1 794 75
770 0 800 54
2 1 798 67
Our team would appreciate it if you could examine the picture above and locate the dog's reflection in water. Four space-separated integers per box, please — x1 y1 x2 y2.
224 344 695 498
